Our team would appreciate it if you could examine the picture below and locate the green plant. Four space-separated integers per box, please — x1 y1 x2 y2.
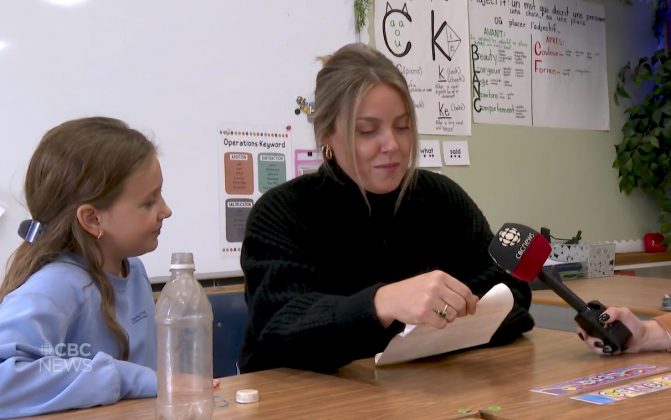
354 0 372 34
613 1 671 240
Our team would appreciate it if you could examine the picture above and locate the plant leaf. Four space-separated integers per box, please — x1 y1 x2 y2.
653 108 664 125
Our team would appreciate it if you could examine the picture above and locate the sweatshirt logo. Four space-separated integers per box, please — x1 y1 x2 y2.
131 310 148 325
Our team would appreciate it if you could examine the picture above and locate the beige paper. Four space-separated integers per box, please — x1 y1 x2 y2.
375 283 514 366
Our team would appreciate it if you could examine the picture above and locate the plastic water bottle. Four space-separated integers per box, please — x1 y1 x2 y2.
155 252 214 419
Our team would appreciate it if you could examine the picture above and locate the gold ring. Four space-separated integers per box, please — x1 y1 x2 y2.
438 303 449 317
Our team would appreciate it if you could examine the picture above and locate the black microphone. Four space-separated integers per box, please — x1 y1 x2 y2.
488 223 632 354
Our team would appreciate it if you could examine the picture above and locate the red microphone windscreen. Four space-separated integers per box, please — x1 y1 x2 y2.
511 234 551 281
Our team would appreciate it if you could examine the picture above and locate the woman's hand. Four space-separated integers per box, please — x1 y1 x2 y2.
374 270 478 329
577 306 671 354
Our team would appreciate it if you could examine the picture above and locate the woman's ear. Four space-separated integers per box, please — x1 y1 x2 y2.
76 204 101 238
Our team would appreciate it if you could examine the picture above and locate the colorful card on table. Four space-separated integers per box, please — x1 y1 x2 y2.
572 373 671 405
530 364 668 396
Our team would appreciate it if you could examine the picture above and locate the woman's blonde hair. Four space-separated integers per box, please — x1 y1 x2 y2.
312 43 418 208
0 117 157 360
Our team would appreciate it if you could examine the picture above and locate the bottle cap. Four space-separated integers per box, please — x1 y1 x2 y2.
235 389 259 404
170 252 195 270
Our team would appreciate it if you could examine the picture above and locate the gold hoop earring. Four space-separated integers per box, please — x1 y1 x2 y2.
321 144 333 160
97 230 103 240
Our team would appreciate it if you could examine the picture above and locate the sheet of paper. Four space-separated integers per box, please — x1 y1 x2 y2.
418 139 442 168
442 140 470 166
375 283 514 366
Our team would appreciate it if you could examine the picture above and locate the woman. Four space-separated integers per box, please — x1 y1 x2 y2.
239 43 534 373
578 308 671 354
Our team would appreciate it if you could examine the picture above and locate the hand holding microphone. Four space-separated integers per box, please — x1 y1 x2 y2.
487 223 632 354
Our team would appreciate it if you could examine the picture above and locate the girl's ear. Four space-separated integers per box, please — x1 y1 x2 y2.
76 204 101 238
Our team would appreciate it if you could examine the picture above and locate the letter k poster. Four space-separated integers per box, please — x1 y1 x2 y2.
374 0 471 136
217 124 293 259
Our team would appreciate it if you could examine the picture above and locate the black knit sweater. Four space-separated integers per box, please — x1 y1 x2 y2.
239 164 534 373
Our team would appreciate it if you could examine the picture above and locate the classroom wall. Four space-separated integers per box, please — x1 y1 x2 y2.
418 0 661 244
0 0 356 281
0 1 662 284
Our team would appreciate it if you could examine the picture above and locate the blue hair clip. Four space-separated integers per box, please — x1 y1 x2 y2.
18 219 46 243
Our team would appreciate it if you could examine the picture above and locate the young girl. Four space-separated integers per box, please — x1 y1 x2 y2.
0 117 172 418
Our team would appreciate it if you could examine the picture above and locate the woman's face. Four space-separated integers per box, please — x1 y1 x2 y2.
326 83 413 194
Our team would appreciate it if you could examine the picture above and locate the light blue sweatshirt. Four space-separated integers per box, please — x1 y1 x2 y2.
0 253 157 418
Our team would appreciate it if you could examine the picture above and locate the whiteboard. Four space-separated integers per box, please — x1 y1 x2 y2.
0 0 357 281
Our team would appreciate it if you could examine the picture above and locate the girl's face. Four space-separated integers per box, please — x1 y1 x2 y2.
326 83 413 194
97 156 172 271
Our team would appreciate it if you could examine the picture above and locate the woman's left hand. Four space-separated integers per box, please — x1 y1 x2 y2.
576 306 669 354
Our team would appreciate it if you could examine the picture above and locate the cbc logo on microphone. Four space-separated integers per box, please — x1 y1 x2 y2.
498 227 521 247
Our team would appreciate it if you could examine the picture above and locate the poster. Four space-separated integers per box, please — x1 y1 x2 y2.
294 149 323 176
218 125 292 258
374 0 472 136
469 0 608 130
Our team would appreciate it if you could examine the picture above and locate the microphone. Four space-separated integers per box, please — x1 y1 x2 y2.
488 223 632 353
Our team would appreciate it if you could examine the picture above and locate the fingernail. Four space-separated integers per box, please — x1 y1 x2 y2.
598 313 610 323
594 341 604 348
578 332 585 341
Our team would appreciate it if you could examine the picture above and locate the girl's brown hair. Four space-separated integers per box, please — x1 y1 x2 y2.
0 116 157 360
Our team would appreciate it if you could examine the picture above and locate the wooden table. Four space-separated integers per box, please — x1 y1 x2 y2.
531 275 670 331
26 329 671 419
